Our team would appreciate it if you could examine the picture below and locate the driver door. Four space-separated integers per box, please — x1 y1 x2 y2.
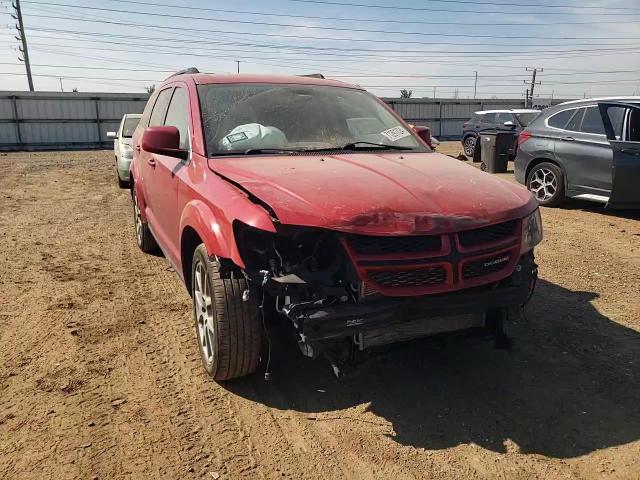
598 102 640 209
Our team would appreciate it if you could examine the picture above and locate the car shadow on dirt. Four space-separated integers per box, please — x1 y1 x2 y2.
226 279 640 459
560 199 640 220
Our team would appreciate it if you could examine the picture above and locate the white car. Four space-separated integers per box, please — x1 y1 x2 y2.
107 113 141 188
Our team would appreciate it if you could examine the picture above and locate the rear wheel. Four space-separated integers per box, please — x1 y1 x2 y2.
527 162 565 207
117 172 128 189
192 245 262 381
463 136 476 158
132 187 158 253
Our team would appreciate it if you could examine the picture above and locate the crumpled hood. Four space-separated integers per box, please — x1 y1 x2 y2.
208 152 537 235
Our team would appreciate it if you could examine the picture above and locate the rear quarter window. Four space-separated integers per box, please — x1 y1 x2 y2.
547 108 577 130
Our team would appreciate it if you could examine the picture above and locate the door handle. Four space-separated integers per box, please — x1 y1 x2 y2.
561 136 575 141
147 158 157 168
135 144 141 151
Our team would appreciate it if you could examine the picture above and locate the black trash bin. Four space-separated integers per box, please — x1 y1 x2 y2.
480 131 516 173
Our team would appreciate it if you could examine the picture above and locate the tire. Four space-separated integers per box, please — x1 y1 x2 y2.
132 187 158 253
526 162 565 207
191 245 262 381
463 136 476 159
117 173 129 189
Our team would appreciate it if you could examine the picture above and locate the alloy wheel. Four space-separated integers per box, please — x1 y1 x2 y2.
529 168 557 202
463 137 476 157
194 260 215 367
133 190 143 246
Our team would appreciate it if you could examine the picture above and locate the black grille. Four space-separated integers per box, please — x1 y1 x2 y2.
347 235 442 255
458 220 518 247
368 267 446 287
462 253 511 279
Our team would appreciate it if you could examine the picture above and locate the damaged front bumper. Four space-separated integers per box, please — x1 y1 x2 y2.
286 253 537 348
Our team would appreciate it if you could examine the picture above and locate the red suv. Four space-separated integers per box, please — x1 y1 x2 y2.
130 69 542 381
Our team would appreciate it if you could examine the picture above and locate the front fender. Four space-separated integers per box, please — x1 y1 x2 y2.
179 199 276 268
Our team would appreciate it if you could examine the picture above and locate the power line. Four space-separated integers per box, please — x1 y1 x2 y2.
8 31 639 60
18 8 640 41
15 37 640 64
9 25 637 54
4 27 628 74
98 0 640 25
1 62 637 81
284 0 640 15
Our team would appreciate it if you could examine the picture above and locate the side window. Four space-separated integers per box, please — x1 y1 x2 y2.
579 106 606 135
164 87 190 150
628 108 640 141
149 88 173 127
480 113 497 124
608 107 625 139
548 108 576 129
565 108 585 132
496 112 514 124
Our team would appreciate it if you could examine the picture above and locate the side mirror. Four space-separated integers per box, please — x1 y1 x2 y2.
106 131 117 138
141 126 188 160
412 125 432 147
503 121 516 129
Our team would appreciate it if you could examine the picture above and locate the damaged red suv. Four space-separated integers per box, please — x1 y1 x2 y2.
130 69 542 380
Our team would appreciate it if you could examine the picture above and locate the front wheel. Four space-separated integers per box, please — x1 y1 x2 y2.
463 136 476 158
192 245 262 381
527 162 565 207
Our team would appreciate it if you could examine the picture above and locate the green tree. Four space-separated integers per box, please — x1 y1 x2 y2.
400 89 413 98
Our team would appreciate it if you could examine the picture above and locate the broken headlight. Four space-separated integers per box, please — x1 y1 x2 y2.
520 208 543 254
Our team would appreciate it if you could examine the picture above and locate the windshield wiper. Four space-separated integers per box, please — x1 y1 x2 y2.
298 142 414 153
341 141 414 151
243 148 301 155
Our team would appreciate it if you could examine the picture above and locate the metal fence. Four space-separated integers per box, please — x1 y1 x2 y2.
0 91 565 150
0 91 148 151
382 98 565 139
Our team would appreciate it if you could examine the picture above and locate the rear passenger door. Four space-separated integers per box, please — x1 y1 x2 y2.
478 113 497 134
140 87 173 221
495 112 516 130
551 106 613 196
148 86 192 264
599 102 640 209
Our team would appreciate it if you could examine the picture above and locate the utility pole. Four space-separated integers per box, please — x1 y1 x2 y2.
235 60 240 74
524 67 542 108
59 77 63 92
473 71 478 99
433 86 437 98
12 0 34 91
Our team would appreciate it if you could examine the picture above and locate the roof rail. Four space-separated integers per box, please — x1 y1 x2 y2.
165 67 200 80
298 73 325 79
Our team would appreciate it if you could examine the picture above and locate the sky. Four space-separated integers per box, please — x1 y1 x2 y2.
0 0 639 98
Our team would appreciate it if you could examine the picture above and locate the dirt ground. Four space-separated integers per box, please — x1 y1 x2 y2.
1 145 639 480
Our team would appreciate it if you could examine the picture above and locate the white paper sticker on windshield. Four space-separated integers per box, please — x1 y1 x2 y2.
380 126 411 142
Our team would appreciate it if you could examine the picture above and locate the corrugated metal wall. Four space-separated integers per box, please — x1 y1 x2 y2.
0 91 148 151
0 91 561 150
383 98 540 139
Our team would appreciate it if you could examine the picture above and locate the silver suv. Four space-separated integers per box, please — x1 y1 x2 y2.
514 97 640 209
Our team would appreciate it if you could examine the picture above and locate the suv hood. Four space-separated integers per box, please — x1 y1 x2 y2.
208 152 537 235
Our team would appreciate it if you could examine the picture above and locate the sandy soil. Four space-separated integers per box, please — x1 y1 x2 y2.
1 146 639 480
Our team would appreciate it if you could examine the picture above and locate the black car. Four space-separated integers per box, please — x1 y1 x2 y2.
515 98 640 209
462 109 541 158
